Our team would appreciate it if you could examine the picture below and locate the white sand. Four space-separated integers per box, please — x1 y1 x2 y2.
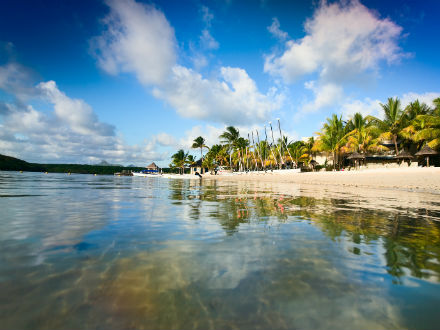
202 167 440 193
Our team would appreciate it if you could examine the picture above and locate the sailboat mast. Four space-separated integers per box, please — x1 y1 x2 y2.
256 130 264 170
278 118 293 168
269 122 279 167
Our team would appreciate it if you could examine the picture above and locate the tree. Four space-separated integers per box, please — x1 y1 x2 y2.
400 99 440 150
171 149 189 174
305 136 315 161
186 154 196 167
288 141 308 165
341 112 384 154
404 100 431 121
408 115 440 150
219 126 240 145
191 136 209 161
314 114 345 169
432 97 440 116
219 126 240 169
202 153 216 174
367 97 405 155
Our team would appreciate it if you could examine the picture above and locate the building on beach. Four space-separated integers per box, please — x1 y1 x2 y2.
189 159 208 175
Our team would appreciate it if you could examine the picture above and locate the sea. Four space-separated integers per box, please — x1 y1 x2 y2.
1 171 440 329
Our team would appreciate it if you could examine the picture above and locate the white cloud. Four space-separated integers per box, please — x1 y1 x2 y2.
301 81 344 114
0 98 169 165
400 92 440 108
200 5 214 27
90 0 177 86
340 98 382 119
265 0 405 84
38 80 115 136
92 0 281 125
339 91 440 121
179 125 225 150
267 17 289 41
153 132 177 147
152 65 283 124
0 62 37 101
200 29 219 50
191 53 208 70
0 60 169 165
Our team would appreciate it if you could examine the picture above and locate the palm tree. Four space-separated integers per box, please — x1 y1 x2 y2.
408 115 440 150
305 136 315 161
219 126 240 147
341 112 384 154
219 126 240 169
288 141 308 166
171 149 189 174
314 114 345 169
186 154 196 167
432 97 440 116
192 136 209 161
202 153 216 174
367 97 405 155
216 146 230 167
400 100 433 150
404 100 431 121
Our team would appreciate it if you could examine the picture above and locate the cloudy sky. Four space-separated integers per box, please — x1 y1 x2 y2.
0 0 439 166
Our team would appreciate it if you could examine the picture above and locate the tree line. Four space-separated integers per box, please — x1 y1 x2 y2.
171 97 440 173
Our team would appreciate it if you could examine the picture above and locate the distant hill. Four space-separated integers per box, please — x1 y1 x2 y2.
0 154 45 172
96 160 122 167
0 154 175 175
0 154 143 175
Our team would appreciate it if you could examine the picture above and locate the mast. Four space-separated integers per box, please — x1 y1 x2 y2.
248 133 258 171
277 118 293 168
251 132 259 170
256 130 265 170
269 122 280 168
245 145 249 171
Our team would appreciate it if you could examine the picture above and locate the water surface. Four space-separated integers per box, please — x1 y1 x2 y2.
1 171 440 329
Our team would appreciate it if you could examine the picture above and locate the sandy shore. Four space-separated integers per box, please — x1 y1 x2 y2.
200 167 440 194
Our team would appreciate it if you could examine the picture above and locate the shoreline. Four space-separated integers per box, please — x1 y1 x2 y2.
199 167 440 194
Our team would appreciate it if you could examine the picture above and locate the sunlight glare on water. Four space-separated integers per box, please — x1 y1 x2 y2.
0 171 440 329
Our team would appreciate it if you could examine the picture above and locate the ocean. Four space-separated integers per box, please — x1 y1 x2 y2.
1 171 439 329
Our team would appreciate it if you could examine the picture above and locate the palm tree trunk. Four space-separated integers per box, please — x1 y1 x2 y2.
200 147 203 174
333 151 336 170
393 134 398 155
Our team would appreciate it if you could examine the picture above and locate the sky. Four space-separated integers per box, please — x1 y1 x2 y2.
0 0 439 166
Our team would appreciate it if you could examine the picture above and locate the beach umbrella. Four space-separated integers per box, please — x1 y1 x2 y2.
415 145 438 167
394 150 414 160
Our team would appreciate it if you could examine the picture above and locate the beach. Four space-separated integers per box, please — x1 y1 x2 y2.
202 167 440 193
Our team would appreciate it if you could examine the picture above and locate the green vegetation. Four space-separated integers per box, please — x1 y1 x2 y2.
0 154 152 175
3 97 439 175
0 154 46 172
172 96 440 172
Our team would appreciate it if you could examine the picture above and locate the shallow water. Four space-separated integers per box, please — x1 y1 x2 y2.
0 171 440 329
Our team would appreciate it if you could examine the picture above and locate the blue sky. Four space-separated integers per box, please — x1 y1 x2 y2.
1 0 439 166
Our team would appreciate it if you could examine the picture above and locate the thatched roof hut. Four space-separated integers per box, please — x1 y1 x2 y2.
415 145 438 167
146 162 159 170
415 145 438 156
394 150 414 159
347 152 365 160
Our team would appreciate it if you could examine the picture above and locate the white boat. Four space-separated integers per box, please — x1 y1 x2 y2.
132 169 161 177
